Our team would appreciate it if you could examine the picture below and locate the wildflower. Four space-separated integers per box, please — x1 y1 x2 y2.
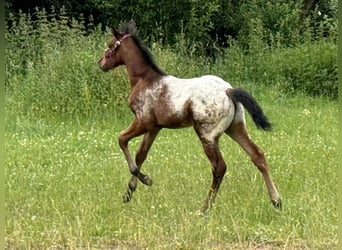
303 109 310 116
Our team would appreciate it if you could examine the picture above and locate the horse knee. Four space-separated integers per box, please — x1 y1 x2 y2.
118 135 128 149
213 164 226 179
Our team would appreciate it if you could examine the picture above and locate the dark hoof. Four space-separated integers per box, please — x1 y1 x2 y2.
139 174 153 186
123 184 135 203
123 191 132 203
200 200 213 215
272 198 282 210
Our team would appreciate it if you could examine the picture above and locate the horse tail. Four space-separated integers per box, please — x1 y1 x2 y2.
227 88 272 131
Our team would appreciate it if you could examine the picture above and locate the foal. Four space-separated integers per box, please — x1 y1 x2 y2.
98 21 281 211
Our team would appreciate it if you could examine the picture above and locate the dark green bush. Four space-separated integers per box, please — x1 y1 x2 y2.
280 42 337 98
249 41 337 99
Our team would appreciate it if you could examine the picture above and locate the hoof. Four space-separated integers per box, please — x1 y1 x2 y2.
272 198 282 210
198 207 210 216
139 174 153 186
195 209 207 217
123 183 135 203
123 191 132 203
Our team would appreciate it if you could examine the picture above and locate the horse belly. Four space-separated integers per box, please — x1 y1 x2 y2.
154 99 193 128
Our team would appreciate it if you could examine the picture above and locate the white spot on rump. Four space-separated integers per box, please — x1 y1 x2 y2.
159 75 237 138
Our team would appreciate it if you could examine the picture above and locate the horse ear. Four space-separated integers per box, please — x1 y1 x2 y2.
128 19 137 34
112 28 122 39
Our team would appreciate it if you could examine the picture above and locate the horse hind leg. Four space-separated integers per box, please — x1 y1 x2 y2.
122 127 161 203
195 129 227 212
226 121 282 209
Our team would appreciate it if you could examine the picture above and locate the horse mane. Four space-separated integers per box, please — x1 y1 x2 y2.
119 21 167 76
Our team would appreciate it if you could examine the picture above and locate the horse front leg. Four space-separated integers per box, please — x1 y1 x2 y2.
118 120 152 188
123 127 161 202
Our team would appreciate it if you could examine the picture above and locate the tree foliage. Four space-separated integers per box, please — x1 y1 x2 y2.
6 0 337 55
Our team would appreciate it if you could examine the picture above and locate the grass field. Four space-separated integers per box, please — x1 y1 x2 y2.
5 86 337 249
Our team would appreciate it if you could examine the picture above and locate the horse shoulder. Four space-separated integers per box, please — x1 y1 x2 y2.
128 81 157 118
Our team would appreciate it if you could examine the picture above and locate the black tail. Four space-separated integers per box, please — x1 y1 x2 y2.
227 88 272 131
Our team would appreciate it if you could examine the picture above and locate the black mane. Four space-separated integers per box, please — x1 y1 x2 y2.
119 21 167 76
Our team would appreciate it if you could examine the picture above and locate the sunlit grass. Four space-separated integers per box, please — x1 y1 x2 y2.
5 90 337 249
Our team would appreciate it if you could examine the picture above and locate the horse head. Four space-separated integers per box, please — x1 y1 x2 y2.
98 31 131 71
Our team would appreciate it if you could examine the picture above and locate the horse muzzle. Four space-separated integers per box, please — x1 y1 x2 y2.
98 57 110 72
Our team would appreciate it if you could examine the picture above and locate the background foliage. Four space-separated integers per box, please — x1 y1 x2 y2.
6 0 337 49
5 1 337 119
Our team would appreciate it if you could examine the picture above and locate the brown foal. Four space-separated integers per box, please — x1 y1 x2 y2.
98 21 281 212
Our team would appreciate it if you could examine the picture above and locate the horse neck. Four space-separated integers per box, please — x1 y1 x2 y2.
123 47 161 88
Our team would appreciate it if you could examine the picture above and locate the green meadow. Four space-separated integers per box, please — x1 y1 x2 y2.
5 9 337 249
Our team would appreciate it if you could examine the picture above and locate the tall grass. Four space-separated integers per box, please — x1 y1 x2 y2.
5 8 119 120
5 8 337 121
